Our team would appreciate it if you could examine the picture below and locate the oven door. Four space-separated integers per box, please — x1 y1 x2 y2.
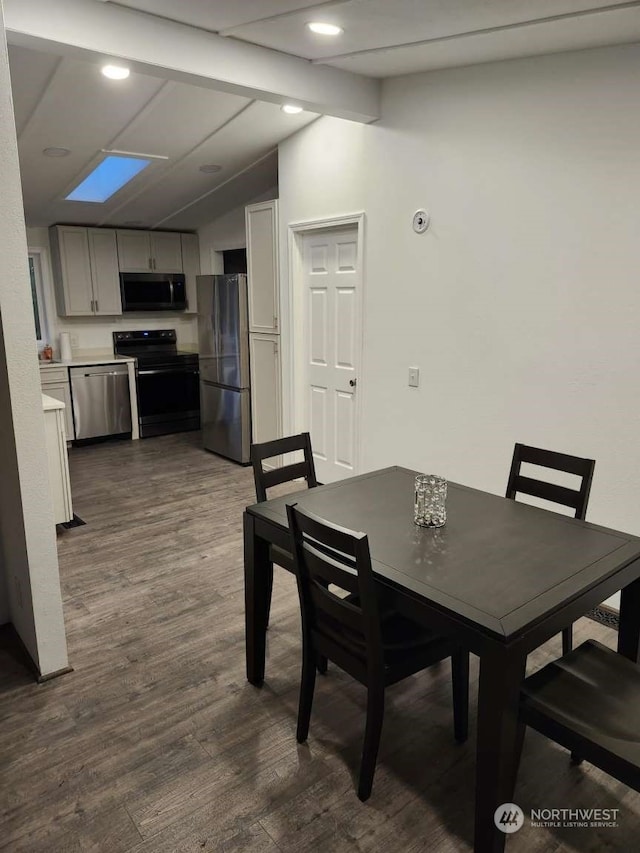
136 364 200 436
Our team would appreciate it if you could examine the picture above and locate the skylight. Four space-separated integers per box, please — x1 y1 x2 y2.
65 155 151 203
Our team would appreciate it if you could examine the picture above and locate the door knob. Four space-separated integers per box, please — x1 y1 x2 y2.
349 378 357 388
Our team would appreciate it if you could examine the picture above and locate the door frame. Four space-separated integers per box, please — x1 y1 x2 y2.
285 212 365 478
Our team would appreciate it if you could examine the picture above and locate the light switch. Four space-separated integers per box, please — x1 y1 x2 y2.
408 367 420 387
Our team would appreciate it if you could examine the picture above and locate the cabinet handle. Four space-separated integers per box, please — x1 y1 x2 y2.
90 299 94 312
273 315 278 330
95 299 99 313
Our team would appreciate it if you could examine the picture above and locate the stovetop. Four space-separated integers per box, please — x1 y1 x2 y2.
113 329 198 368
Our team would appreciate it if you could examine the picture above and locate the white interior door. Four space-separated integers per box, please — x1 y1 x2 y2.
303 226 361 484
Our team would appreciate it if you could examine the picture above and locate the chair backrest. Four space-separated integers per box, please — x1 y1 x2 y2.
506 443 595 520
251 433 318 503
287 503 383 677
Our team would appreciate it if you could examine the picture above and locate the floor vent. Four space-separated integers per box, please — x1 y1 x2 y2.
586 606 619 630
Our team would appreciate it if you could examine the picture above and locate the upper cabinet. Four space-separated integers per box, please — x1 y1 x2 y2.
50 225 121 317
116 230 183 272
50 226 199 317
181 233 201 313
151 232 183 272
87 229 122 315
115 230 150 272
246 200 279 334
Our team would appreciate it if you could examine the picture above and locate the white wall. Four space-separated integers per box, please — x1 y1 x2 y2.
198 187 278 274
26 227 198 357
0 4 68 673
279 44 640 591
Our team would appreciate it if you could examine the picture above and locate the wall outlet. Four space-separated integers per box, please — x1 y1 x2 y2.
70 335 79 348
408 367 420 388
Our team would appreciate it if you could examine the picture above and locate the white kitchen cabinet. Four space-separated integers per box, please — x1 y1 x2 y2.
40 364 74 439
42 394 73 524
116 230 152 272
87 229 122 315
180 233 200 312
150 232 183 272
50 225 121 318
50 226 93 315
116 229 183 272
250 333 281 447
246 200 279 334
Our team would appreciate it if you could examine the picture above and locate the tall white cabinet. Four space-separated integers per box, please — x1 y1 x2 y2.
246 199 282 448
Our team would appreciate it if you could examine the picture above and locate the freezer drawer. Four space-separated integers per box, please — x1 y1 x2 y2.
69 364 132 440
200 382 250 463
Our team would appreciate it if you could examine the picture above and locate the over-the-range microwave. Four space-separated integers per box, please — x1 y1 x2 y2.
120 272 187 312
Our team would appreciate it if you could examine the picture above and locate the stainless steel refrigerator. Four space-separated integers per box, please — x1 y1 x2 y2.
197 274 251 463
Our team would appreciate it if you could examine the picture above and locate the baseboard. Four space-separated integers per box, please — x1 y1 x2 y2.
0 623 73 682
37 665 74 683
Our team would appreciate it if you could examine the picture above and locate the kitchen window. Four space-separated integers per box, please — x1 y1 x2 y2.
28 251 49 347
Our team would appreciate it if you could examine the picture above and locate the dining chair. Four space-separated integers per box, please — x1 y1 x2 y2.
516 639 640 791
250 432 319 641
506 442 596 654
286 502 470 801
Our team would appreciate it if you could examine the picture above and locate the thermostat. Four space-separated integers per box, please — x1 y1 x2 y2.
412 209 430 234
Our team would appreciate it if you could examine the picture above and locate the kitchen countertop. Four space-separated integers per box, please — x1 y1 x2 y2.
39 354 136 367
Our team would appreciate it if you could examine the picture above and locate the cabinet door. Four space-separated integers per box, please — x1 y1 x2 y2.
249 334 281 446
246 201 279 333
50 226 93 316
44 381 75 440
88 229 122 315
116 230 152 272
180 233 200 312
150 232 183 272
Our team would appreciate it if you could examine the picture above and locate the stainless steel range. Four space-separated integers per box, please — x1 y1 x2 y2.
113 330 200 438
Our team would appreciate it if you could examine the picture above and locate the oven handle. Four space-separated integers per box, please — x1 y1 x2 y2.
137 368 200 376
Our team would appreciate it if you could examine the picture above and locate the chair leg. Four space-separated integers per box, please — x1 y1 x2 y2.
316 654 328 675
451 648 470 743
358 683 385 801
562 625 573 655
296 643 317 744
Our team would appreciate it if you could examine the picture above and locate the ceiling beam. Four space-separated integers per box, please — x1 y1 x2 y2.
4 0 380 124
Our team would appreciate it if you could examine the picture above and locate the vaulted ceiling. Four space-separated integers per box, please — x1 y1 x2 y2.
9 44 315 230
8 0 640 230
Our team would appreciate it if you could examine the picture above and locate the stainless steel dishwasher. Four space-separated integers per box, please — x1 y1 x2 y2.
69 364 132 440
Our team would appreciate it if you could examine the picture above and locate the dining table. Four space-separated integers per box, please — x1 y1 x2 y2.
243 466 640 853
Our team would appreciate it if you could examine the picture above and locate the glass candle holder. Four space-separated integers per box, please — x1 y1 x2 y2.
414 474 447 528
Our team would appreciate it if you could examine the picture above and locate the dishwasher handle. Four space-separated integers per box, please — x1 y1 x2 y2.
83 370 127 377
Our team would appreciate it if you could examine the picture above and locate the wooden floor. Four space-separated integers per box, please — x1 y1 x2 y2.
1 432 638 852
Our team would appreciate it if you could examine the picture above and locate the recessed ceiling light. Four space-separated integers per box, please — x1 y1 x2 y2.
282 104 303 115
43 147 70 158
101 64 130 80
199 164 222 173
307 22 343 36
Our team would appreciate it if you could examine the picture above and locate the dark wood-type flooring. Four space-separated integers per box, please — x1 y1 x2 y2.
1 433 638 852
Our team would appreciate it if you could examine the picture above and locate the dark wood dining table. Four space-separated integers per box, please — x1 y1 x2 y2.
243 466 640 853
